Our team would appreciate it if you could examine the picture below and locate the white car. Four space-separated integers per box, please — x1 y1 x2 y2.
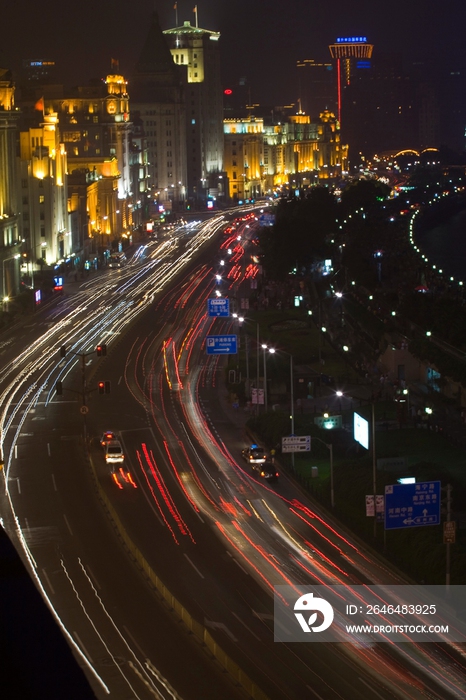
105 440 125 464
241 445 267 464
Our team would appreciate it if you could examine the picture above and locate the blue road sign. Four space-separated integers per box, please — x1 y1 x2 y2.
207 298 230 317
384 480 440 530
206 335 237 355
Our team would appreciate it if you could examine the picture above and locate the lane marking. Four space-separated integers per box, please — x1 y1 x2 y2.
63 514 73 536
42 568 55 595
231 611 261 641
358 677 388 699
184 554 204 578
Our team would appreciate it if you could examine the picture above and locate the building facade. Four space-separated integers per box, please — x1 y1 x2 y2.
0 67 22 302
129 12 187 215
224 110 347 200
163 20 225 206
19 111 69 268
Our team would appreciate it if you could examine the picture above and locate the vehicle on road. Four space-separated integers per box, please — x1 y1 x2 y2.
241 444 267 464
108 253 126 269
105 440 125 464
100 430 117 448
251 461 279 482
111 464 137 489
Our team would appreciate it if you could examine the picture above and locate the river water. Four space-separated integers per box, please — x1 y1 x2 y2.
416 208 466 282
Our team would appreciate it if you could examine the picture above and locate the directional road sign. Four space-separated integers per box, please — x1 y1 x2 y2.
207 298 230 317
384 480 441 530
282 435 311 453
206 335 237 355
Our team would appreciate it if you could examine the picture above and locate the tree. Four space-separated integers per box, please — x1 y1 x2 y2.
340 178 391 215
258 188 337 279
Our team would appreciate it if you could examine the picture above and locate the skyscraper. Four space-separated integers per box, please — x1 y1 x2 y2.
163 18 225 205
129 12 187 213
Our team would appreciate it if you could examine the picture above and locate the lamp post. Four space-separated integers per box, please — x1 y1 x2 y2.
312 437 334 507
262 345 275 412
2 254 20 312
289 352 295 465
371 399 377 538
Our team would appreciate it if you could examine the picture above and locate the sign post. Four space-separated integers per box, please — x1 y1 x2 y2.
384 480 441 531
206 335 237 355
207 298 230 317
281 436 311 453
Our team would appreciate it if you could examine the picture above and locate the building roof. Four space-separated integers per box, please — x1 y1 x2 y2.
133 12 179 77
163 21 220 40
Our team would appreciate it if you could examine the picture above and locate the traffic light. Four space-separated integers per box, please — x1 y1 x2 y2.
60 346 67 358
96 344 107 357
98 381 111 394
55 381 63 395
98 381 105 395
104 380 111 394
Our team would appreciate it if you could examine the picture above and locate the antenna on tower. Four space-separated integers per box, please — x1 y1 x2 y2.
174 2 178 26
193 4 198 28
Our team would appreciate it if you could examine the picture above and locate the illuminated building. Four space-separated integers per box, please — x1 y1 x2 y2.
27 73 138 256
19 110 70 266
129 12 187 214
328 36 374 124
224 117 264 201
223 110 347 200
0 66 22 301
21 59 57 84
164 16 225 206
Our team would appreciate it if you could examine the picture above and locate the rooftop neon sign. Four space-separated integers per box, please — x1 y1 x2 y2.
336 37 368 43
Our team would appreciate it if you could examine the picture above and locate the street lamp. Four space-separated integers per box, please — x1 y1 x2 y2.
272 348 295 464
240 318 261 408
2 254 20 312
312 437 334 507
262 345 275 412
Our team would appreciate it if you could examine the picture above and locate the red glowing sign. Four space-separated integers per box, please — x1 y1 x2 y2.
224 89 233 95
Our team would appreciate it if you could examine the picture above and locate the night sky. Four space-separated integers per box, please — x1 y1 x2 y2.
2 0 466 105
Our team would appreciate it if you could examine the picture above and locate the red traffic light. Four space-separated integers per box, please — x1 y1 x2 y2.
96 344 107 357
98 381 105 394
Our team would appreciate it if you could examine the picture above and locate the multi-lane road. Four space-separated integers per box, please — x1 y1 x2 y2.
1 210 465 700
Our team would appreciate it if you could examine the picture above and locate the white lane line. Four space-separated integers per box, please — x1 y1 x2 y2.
85 565 101 590
226 550 249 575
63 514 74 536
358 677 387 699
47 443 51 456
73 631 93 664
184 554 204 578
42 568 55 595
51 474 58 492
306 686 325 700
123 625 146 658
231 611 261 641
